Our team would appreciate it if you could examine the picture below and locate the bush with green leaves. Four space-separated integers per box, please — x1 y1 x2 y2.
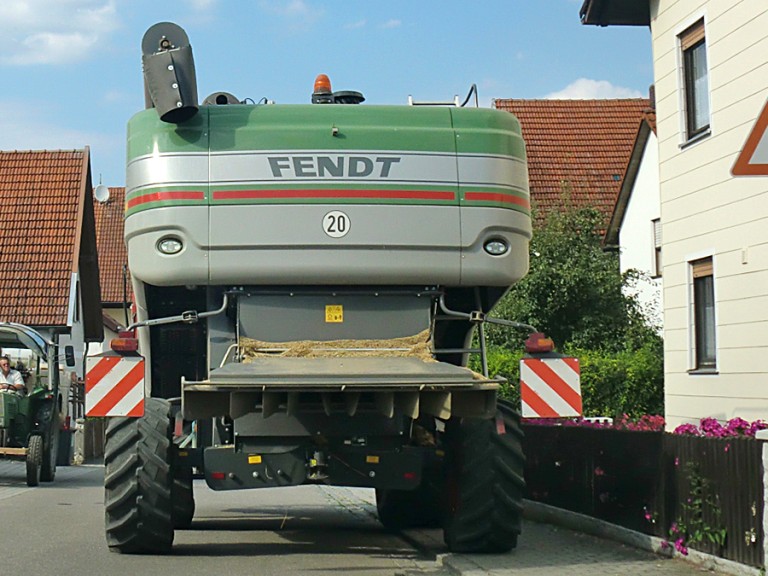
481 201 664 418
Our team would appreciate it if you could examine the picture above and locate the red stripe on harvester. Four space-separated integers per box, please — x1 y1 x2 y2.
526 359 582 414
464 191 530 209
212 189 455 201
89 361 145 416
85 356 121 393
127 190 205 209
520 381 559 418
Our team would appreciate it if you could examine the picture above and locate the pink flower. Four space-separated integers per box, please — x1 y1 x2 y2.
594 466 605 477
674 538 688 555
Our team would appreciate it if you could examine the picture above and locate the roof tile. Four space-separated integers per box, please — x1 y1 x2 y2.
493 98 649 231
0 150 85 325
93 187 129 304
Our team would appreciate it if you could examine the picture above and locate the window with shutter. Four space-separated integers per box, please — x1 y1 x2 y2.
690 257 716 370
652 219 662 278
680 19 710 141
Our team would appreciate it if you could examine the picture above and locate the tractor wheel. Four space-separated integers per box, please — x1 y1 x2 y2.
41 426 59 482
172 465 195 529
442 403 526 553
26 434 43 487
104 398 175 554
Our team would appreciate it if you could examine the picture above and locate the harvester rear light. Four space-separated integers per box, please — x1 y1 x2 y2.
483 239 509 256
211 472 226 480
111 331 139 354
524 332 555 354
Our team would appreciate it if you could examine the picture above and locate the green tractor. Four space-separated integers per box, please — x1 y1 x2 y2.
0 323 73 486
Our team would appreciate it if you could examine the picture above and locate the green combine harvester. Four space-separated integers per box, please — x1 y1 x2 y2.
88 22 533 554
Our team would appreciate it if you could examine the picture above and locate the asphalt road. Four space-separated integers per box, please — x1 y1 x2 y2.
0 462 732 576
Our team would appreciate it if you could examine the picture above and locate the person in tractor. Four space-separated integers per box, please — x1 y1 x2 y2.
0 356 25 394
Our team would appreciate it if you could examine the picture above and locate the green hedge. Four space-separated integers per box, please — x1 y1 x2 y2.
473 340 663 418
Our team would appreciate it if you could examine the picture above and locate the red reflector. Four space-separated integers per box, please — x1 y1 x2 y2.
211 472 226 480
403 472 417 481
110 337 139 353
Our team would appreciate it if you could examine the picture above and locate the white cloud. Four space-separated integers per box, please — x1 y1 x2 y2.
344 19 366 30
380 19 402 29
0 100 116 151
0 0 118 65
258 0 324 30
544 78 644 99
185 0 217 10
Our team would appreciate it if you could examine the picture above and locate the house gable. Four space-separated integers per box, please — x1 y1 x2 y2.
0 149 102 340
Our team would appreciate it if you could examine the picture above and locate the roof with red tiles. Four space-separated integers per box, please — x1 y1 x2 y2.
0 149 102 337
94 187 129 305
493 98 650 232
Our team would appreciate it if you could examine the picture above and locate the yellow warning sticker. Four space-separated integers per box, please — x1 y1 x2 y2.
248 455 262 464
325 305 344 323
366 455 380 464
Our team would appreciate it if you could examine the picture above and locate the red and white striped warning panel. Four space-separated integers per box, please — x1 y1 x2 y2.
520 357 582 418
86 355 145 417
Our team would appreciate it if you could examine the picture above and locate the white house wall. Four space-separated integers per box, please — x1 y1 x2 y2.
618 132 662 330
652 0 768 428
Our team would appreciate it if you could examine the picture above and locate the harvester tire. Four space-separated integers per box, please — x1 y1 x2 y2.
442 403 525 553
26 434 43 487
104 398 175 554
172 465 195 529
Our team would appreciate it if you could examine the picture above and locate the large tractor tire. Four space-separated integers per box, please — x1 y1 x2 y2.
172 465 195 529
41 427 59 482
443 402 525 553
104 398 175 554
26 434 43 487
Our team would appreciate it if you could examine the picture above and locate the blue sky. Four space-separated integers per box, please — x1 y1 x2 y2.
0 0 652 187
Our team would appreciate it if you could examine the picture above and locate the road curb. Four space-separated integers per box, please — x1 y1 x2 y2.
523 499 761 576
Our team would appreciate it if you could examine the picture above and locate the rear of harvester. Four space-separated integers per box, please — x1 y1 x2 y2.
99 22 532 554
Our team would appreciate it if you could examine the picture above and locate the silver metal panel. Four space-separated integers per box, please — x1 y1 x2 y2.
186 357 495 388
209 150 459 185
460 207 531 286
208 204 462 285
127 153 209 191
125 206 210 285
238 293 430 342
456 154 529 191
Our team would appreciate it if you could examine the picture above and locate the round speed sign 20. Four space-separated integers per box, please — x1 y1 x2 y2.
322 210 351 238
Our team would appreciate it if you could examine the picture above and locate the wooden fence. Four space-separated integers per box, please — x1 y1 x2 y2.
522 425 764 568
